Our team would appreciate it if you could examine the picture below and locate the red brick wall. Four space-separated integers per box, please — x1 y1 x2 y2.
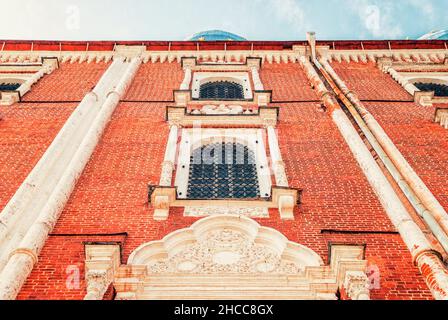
331 62 448 210
0 103 76 211
17 61 433 300
22 62 110 102
123 62 184 101
330 61 413 101
260 63 319 102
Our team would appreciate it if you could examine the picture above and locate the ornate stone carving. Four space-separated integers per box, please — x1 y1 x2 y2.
194 104 244 115
116 217 369 300
147 229 304 275
344 271 371 300
85 270 111 300
184 206 268 218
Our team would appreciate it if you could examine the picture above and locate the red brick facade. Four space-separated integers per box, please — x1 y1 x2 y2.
0 40 447 300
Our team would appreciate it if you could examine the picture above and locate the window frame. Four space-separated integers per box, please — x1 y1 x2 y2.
175 128 272 200
191 72 253 100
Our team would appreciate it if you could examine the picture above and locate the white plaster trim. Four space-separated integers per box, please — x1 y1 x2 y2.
191 72 253 100
321 48 448 64
184 206 269 218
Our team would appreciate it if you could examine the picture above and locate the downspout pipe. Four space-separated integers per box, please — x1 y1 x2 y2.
300 56 448 300
314 59 448 255
0 57 142 300
320 59 448 237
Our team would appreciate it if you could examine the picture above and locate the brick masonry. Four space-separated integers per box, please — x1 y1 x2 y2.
10 61 437 300
331 62 448 210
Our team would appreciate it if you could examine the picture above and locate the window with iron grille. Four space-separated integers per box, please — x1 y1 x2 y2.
199 81 245 100
186 142 260 199
0 83 21 91
414 82 448 97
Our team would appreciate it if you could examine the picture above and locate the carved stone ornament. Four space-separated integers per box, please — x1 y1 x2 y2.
115 216 369 300
128 215 323 275
184 206 268 218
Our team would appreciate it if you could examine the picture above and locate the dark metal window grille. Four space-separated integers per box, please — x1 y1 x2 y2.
0 83 21 91
187 142 260 199
414 82 448 97
199 81 244 100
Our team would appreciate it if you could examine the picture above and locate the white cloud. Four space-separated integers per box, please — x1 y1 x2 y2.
344 0 404 39
263 0 306 32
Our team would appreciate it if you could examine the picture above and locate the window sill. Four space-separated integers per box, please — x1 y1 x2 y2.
148 185 302 221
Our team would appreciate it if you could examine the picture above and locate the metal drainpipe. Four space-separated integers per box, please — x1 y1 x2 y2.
300 56 448 300
320 59 448 237
312 58 448 255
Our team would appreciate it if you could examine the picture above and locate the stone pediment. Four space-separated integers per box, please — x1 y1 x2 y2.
109 215 369 300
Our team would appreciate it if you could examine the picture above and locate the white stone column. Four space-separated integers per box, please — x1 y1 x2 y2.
180 67 192 90
159 125 179 186
0 57 141 300
251 67 264 91
267 126 288 187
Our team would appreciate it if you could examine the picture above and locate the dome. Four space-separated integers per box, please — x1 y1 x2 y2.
418 30 448 40
186 30 247 41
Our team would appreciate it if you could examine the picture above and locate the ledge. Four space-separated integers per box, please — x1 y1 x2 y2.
181 56 263 71
166 105 279 127
148 185 302 221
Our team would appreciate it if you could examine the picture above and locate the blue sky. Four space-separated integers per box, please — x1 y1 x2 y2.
0 0 446 41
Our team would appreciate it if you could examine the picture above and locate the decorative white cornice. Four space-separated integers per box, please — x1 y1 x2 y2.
0 49 305 65
320 48 448 64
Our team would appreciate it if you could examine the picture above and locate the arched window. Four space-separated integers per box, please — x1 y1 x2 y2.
0 83 21 91
414 82 448 97
186 142 260 199
199 81 244 100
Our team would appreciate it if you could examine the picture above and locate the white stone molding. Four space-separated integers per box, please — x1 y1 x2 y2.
113 216 368 300
435 108 448 129
251 67 264 91
266 126 293 220
0 57 59 105
376 57 448 107
159 125 179 186
180 67 192 90
198 104 244 115
84 244 121 300
184 206 269 218
0 51 142 300
343 271 371 300
114 45 146 61
151 127 300 221
267 126 288 188
321 48 448 65
166 105 279 128
0 48 307 67
329 245 370 300
191 72 253 100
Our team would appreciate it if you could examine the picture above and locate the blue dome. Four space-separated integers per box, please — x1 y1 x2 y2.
187 30 246 41
418 30 448 40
